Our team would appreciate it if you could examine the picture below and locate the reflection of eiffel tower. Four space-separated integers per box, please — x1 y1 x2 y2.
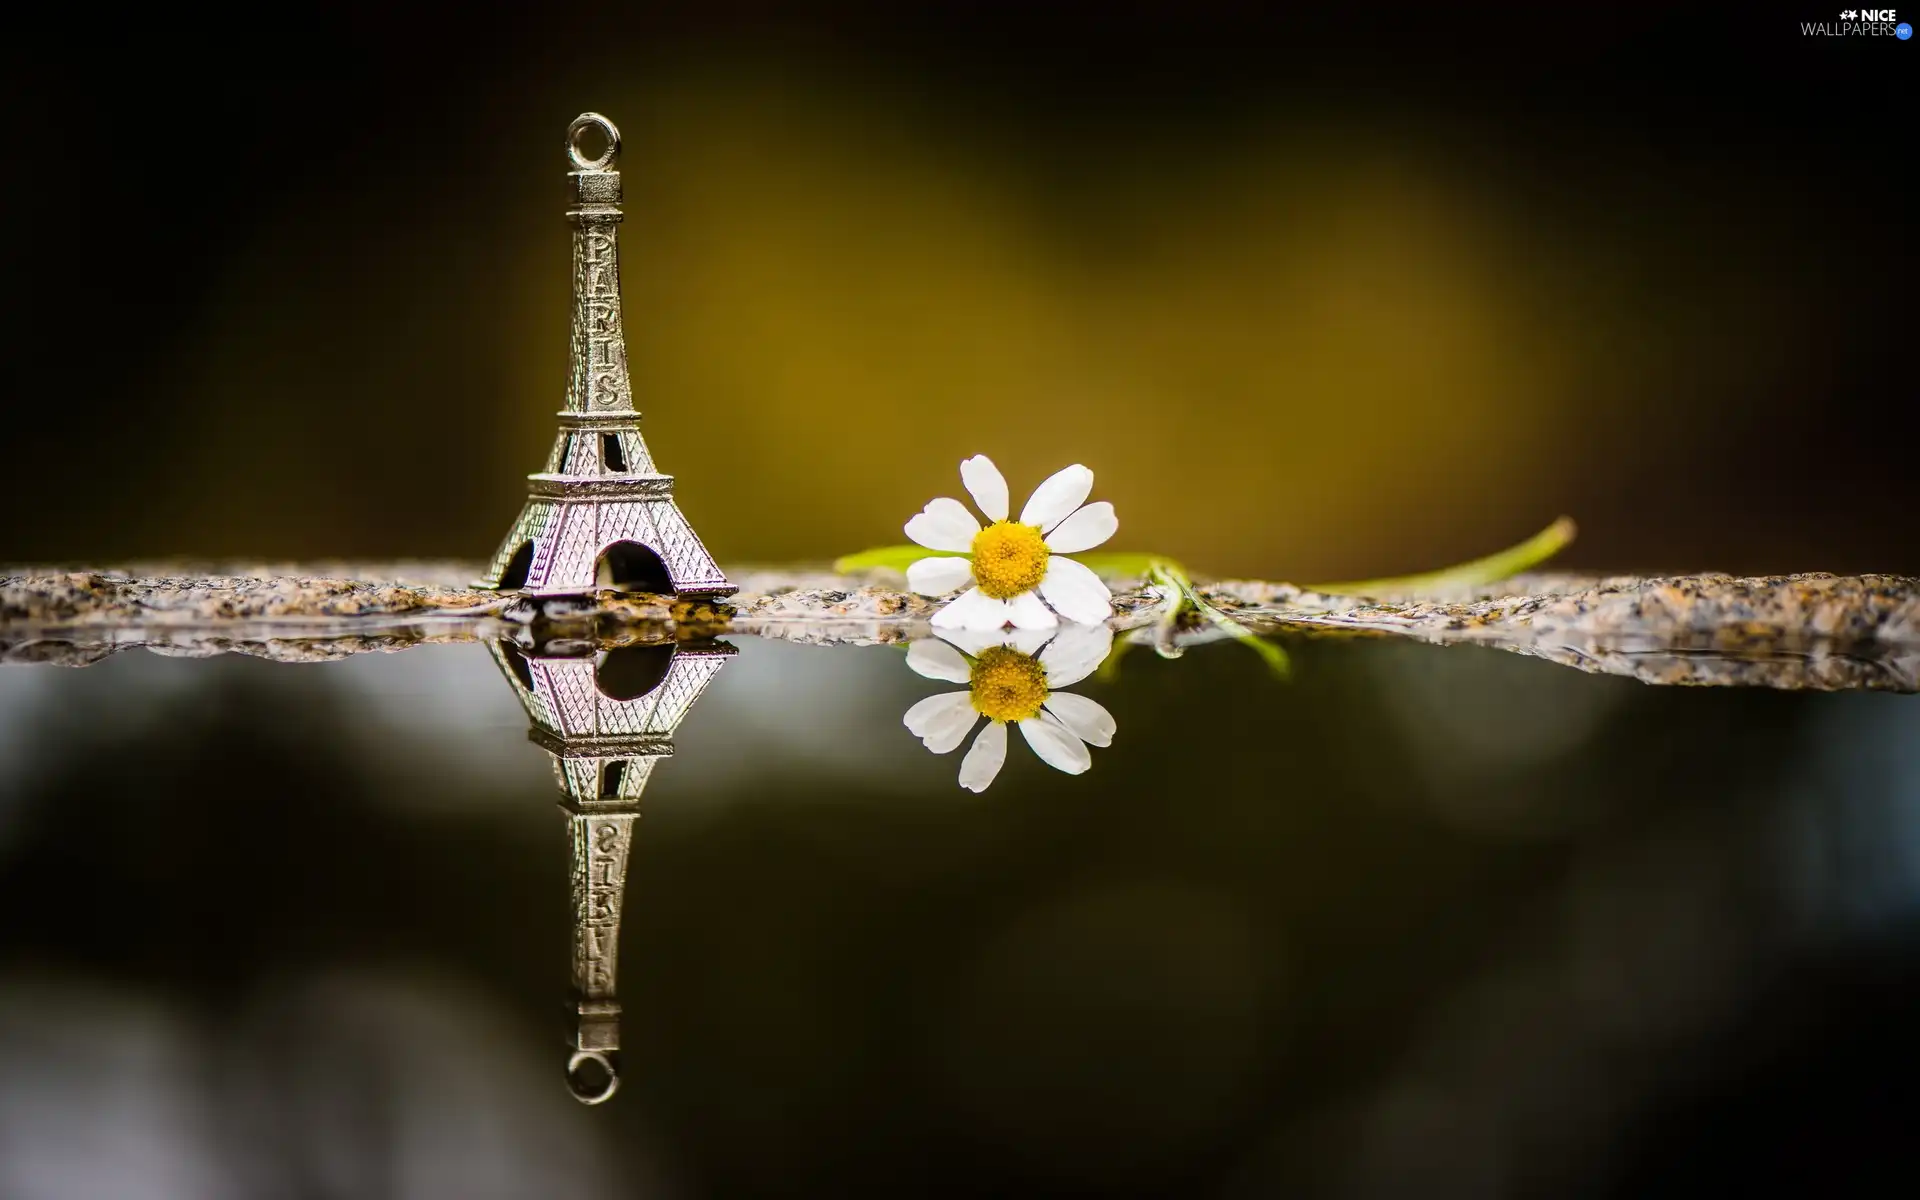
480 112 731 598
489 634 735 1103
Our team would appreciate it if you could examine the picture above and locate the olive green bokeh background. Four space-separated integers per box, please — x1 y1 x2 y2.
2 10 1911 578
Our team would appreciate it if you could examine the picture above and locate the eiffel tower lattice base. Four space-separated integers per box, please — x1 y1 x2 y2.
482 473 731 597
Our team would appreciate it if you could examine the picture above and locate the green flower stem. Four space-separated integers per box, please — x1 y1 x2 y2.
836 518 1573 597
1305 517 1576 598
835 516 1574 683
832 546 963 574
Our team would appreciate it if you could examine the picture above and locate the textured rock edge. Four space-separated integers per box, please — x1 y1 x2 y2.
3 564 1916 690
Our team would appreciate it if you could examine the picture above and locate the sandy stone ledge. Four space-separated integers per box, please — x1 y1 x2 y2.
2 563 1916 691
1199 572 1920 692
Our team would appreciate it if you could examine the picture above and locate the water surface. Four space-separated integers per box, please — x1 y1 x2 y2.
0 630 1915 1198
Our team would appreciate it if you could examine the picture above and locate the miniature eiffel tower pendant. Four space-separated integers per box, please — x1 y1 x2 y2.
480 113 732 597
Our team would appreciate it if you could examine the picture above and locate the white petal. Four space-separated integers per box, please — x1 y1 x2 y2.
1043 502 1117 554
1019 712 1092 775
903 691 979 754
905 497 981 552
958 721 1008 792
959 455 1009 523
1006 626 1054 658
1040 621 1115 688
903 689 972 737
937 625 1048 658
1005 590 1059 631
1038 556 1113 626
1043 692 1116 748
906 637 971 683
906 555 972 596
1019 464 1094 532
936 626 1015 658
931 587 1013 630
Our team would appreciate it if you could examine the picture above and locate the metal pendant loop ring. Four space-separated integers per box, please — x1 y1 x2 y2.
566 1049 620 1104
567 113 621 171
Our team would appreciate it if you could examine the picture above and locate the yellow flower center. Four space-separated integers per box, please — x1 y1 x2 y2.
969 646 1050 723
969 521 1050 599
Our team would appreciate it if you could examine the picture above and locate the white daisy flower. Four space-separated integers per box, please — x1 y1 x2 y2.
903 455 1118 631
902 622 1117 793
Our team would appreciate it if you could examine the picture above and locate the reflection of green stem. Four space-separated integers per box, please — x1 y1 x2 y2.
1149 561 1292 678
1307 517 1576 598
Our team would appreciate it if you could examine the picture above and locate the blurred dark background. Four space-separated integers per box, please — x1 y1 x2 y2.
1 5 1913 577
5 13 1918 1193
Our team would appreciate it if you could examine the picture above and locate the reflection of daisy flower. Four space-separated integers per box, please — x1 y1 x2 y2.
904 455 1117 631
903 623 1117 792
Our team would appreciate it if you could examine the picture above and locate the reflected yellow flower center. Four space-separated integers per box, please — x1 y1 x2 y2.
969 646 1050 724
969 521 1050 599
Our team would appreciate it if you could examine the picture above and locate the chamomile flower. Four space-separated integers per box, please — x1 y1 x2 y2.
904 456 1117 631
902 622 1117 792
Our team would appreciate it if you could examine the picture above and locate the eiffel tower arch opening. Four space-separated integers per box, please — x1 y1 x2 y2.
498 640 538 693
595 540 674 595
498 542 536 590
595 643 676 701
